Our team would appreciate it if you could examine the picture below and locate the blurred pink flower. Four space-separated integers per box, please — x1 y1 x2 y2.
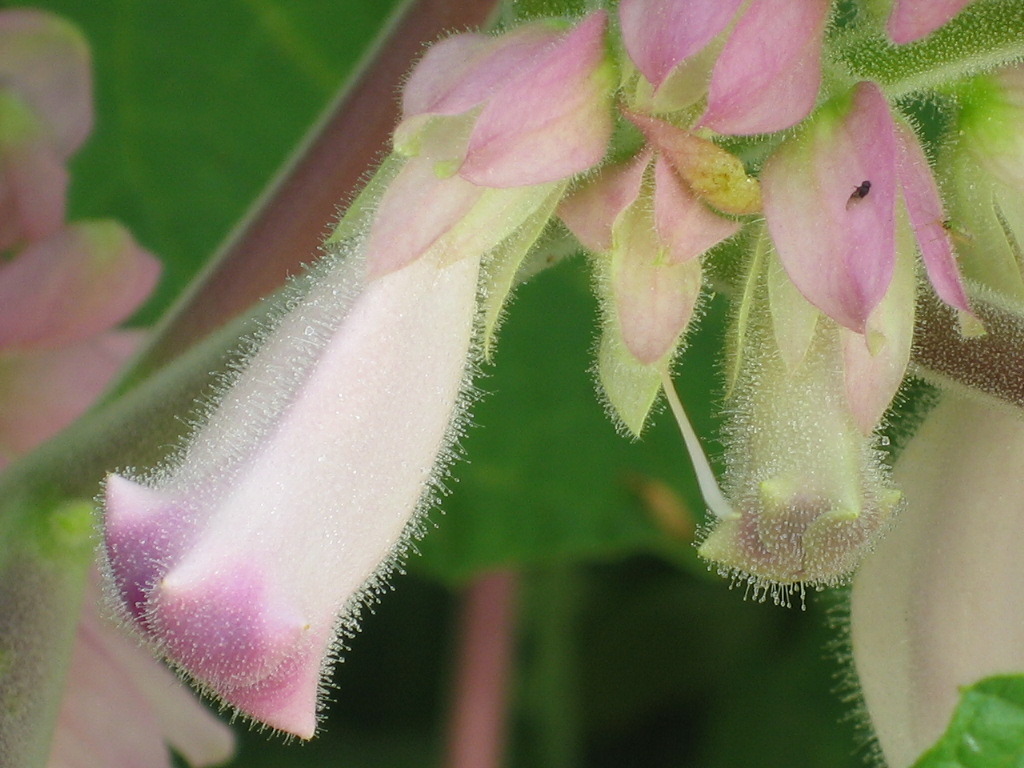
48 576 234 768
0 222 160 469
0 8 92 250
0 222 160 350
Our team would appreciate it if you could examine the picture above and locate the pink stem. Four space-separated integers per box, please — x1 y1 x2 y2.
445 571 520 768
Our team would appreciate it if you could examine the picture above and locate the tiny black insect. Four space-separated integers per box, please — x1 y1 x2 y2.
847 180 871 208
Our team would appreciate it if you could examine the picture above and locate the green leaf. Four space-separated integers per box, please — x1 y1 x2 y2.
913 675 1024 768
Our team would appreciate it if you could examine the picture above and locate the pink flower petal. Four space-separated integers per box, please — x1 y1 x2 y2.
0 8 92 158
611 196 703 365
619 0 743 89
0 222 160 351
557 150 650 252
842 230 916 435
0 331 141 470
887 0 975 44
762 83 898 332
701 0 829 135
459 11 614 187
48 576 234 768
104 246 480 738
652 155 740 263
364 156 485 277
894 120 973 316
400 26 560 122
0 137 67 251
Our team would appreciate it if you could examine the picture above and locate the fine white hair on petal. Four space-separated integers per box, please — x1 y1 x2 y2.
102 218 483 737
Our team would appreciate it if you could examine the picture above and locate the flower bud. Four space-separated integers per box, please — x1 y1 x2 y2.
395 11 614 188
0 9 92 249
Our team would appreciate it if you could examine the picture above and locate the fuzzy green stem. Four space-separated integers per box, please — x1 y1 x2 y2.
837 0 1024 99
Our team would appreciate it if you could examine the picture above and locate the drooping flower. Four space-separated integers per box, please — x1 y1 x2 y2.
104 243 483 739
694 233 903 593
0 8 92 250
101 11 616 738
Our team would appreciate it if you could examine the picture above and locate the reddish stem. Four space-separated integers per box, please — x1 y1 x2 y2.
133 0 500 377
445 571 520 768
913 295 1024 408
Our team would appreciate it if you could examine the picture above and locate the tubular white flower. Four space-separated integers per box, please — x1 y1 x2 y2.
103 238 480 739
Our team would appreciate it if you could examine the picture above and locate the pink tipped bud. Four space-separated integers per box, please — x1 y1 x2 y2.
396 12 614 189
618 0 743 91
700 0 829 135
887 0 975 44
569 152 737 435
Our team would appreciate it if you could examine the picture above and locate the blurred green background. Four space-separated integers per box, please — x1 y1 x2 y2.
10 0 866 765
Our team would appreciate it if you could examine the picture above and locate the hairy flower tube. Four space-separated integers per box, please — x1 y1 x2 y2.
102 11 615 738
693 230 905 594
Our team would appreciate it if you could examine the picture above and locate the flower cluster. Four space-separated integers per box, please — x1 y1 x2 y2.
98 0 1023 745
0 10 232 768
